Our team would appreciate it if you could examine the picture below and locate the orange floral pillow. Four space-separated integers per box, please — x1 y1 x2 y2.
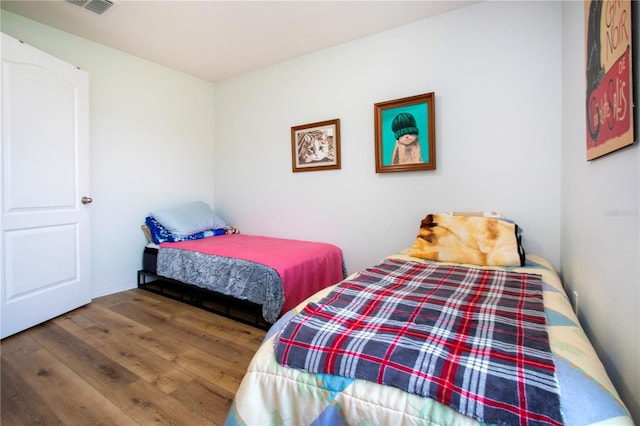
409 214 524 266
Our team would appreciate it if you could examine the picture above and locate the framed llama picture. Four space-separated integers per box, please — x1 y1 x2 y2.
291 119 341 172
375 92 436 173
585 0 635 160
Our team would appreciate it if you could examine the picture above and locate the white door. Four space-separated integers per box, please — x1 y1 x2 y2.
1 33 91 339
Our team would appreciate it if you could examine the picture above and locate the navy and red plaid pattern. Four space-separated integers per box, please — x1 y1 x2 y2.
275 258 563 426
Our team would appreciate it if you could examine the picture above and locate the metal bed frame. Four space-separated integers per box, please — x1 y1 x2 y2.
137 267 270 330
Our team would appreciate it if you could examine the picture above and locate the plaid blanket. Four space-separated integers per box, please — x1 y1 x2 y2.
275 258 564 426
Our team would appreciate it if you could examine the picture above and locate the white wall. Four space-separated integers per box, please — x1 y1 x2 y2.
560 2 639 421
213 1 562 275
1 11 217 297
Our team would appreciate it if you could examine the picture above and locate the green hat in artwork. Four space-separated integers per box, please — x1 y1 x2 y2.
392 112 419 139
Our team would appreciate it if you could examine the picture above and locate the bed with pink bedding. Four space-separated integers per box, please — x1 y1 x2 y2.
137 202 344 326
141 233 345 325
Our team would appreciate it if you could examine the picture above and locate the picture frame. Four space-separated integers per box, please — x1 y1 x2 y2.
374 92 436 173
584 0 634 160
291 118 341 172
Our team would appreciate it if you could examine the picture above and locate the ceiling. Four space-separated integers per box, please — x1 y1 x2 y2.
1 0 477 82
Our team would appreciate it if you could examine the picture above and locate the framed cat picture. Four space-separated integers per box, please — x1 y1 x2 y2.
291 118 341 172
375 92 436 173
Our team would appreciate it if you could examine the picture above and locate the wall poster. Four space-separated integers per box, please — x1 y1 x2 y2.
585 0 634 160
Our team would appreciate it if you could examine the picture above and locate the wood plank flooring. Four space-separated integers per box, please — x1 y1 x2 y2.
1 288 266 425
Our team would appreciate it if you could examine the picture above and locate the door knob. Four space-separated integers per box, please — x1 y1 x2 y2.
82 196 93 204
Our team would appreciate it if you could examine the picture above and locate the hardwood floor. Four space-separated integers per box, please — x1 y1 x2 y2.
1 288 266 425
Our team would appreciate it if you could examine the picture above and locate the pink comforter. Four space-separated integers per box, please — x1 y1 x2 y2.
160 234 344 314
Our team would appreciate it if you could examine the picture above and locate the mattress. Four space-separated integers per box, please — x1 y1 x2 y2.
225 250 633 425
142 234 344 324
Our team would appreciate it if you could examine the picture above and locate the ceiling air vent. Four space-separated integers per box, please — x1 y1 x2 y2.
66 0 115 15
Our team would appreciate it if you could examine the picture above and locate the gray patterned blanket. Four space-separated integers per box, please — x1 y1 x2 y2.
157 247 284 323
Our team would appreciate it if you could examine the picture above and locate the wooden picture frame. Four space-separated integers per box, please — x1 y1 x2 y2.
375 92 436 173
291 119 341 172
